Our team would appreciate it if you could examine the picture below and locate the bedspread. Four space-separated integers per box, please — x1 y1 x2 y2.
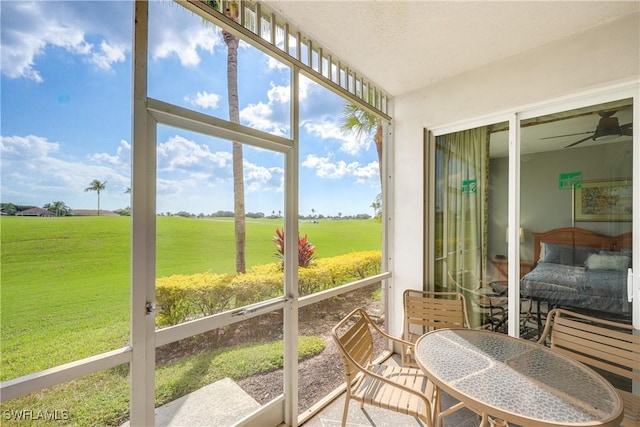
520 262 630 314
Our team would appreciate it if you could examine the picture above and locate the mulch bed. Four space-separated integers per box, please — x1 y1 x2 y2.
156 285 384 413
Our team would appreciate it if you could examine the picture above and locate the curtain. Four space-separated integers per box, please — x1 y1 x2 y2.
437 127 489 285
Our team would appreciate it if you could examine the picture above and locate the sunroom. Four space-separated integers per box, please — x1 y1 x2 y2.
1 1 639 426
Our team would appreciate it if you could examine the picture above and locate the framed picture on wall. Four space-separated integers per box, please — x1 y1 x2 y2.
574 179 632 222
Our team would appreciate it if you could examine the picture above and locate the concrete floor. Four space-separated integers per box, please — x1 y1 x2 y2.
301 389 480 427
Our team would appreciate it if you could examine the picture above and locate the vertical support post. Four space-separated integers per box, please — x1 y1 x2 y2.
507 113 521 337
131 2 156 425
283 66 300 426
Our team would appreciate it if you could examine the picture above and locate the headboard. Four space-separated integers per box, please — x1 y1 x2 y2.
533 227 632 262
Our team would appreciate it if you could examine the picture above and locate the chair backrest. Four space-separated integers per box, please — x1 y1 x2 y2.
332 308 375 380
538 308 640 424
403 289 470 343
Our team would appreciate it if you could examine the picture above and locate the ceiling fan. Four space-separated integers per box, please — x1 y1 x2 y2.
540 111 633 148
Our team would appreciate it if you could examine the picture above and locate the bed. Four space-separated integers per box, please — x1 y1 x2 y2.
519 227 632 318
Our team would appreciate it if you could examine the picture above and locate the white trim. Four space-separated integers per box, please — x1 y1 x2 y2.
131 2 156 425
429 80 639 137
298 273 392 308
234 395 285 427
147 98 293 152
0 347 131 402
507 113 521 338
283 65 300 426
155 297 287 347
632 90 640 330
427 81 640 337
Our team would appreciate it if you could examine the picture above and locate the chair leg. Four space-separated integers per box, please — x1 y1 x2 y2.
341 396 350 427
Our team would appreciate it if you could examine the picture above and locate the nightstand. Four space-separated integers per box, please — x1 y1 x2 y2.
491 257 533 280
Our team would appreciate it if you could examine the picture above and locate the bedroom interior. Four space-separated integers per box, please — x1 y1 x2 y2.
435 98 634 333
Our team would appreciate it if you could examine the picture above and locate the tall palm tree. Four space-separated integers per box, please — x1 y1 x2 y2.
203 0 246 273
222 1 246 273
84 179 106 216
340 103 383 185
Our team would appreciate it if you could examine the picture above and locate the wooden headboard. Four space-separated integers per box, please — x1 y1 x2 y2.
533 227 632 262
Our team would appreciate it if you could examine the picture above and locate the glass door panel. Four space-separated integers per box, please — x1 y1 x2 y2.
155 126 285 423
434 122 509 331
519 99 633 333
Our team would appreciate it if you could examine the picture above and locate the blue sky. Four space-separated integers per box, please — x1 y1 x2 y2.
1 1 381 217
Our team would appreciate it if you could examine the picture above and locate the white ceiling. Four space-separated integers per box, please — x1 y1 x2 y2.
265 1 639 97
265 1 637 156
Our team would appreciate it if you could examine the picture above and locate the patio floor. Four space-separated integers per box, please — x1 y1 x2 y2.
301 388 480 427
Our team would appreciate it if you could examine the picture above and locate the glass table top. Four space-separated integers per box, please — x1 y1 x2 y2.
415 329 623 426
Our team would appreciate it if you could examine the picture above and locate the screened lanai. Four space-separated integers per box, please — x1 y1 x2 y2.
1 1 639 426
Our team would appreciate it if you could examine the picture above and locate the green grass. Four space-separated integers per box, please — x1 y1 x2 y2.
0 336 324 426
0 216 380 380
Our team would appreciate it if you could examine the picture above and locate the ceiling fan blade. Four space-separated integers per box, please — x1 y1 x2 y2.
565 135 594 148
540 131 594 140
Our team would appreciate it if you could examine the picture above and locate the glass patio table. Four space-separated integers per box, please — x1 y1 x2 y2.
415 328 623 427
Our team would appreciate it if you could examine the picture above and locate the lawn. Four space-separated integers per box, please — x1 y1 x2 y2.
0 215 381 380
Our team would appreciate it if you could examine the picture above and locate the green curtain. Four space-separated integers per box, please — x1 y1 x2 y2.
437 127 489 285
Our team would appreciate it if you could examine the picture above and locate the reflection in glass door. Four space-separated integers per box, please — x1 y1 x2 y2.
518 99 633 333
434 122 510 331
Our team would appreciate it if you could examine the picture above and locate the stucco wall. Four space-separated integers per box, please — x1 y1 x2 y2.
389 13 639 337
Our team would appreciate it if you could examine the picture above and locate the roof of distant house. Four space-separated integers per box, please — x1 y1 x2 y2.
15 207 55 217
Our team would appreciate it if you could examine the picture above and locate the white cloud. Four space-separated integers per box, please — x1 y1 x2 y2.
267 56 288 71
1 135 60 158
89 140 131 169
301 153 378 183
0 134 130 207
239 82 290 136
185 92 222 110
91 40 126 70
244 161 284 193
268 84 290 104
157 135 233 172
0 2 130 82
149 3 221 67
303 121 369 155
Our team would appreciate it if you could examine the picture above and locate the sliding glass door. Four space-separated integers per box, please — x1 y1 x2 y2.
431 90 638 334
518 99 634 334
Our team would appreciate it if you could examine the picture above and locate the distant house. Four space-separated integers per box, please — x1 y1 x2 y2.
15 207 55 217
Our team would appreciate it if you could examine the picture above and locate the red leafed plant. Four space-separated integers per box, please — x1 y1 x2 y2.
273 228 316 267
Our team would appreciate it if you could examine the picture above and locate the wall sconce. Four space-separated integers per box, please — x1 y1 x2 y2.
505 227 525 243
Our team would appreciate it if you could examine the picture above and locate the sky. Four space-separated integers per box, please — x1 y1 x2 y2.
0 1 381 217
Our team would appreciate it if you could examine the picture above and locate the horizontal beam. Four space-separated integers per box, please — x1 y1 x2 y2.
0 347 132 402
148 98 294 153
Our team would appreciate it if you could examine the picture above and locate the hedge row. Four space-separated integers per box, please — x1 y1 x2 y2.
156 250 381 326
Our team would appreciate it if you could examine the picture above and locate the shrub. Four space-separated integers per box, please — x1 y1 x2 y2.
272 228 316 267
156 272 234 326
155 251 382 326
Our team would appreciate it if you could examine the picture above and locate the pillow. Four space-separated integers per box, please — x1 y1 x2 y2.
539 243 598 266
585 253 630 271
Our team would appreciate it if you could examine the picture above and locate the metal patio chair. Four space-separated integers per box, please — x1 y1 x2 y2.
538 308 640 427
332 307 437 427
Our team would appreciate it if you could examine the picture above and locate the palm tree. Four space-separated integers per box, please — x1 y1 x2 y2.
222 1 246 273
84 179 106 216
202 0 246 273
44 201 70 217
340 103 383 185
